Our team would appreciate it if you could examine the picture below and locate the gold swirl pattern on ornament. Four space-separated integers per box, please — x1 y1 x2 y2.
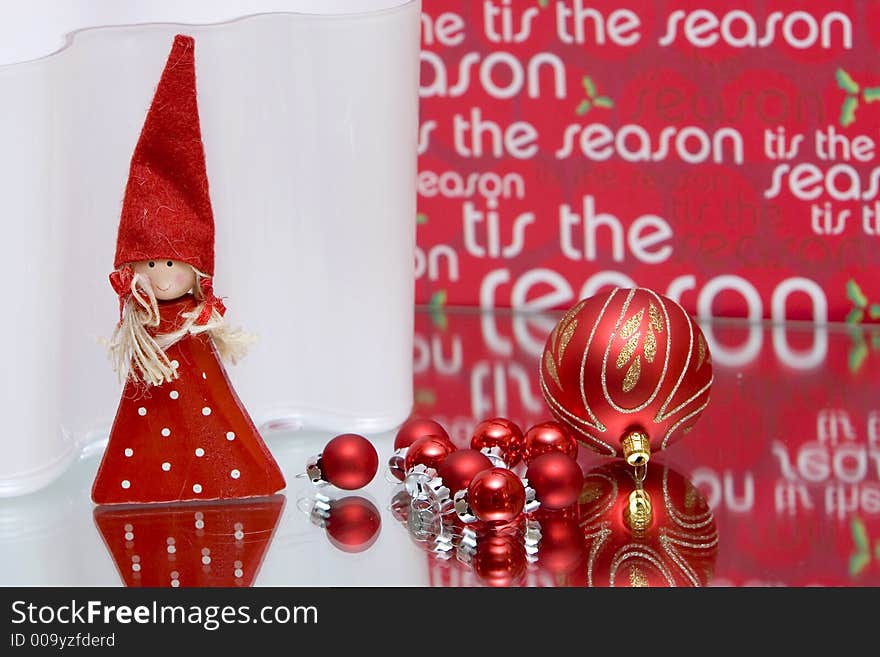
539 372 605 434
622 358 641 393
616 332 640 370
557 319 577 363
661 399 710 451
619 308 644 340
600 288 670 414
649 301 665 334
663 464 715 531
580 289 618 428
658 536 704 587
578 473 619 526
696 334 707 370
544 350 562 389
608 546 675 587
584 526 612 588
629 566 649 587
653 300 694 422
644 326 657 363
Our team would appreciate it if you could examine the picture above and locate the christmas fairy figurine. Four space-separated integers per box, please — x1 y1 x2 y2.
92 35 286 505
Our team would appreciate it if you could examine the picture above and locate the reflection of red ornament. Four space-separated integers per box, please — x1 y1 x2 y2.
523 421 578 464
94 495 285 587
405 435 456 473
395 417 450 450
533 512 587 582
578 460 718 587
310 434 378 490
437 449 493 495
540 288 713 465
462 468 526 524
470 417 525 468
324 496 382 553
472 533 527 587
525 453 584 510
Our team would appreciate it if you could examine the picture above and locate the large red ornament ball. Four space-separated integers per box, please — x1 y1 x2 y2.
394 417 450 450
540 288 713 463
472 533 527 587
470 417 525 467
325 496 382 553
437 449 493 495
525 453 584 510
404 435 456 473
523 421 579 464
320 434 379 490
467 468 526 523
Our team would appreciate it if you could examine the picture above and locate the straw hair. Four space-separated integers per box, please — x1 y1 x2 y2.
108 267 254 386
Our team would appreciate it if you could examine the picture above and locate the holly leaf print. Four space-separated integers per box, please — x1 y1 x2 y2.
836 68 860 95
840 96 859 127
575 99 591 116
416 212 428 225
582 75 596 98
847 279 868 308
592 96 614 109
865 87 880 102
846 309 864 326
869 304 880 320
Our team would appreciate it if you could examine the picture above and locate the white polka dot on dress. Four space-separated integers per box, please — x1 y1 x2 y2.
202 407 211 416
121 480 131 489
161 428 171 437
226 432 235 441
171 360 179 369
132 563 141 572
169 390 179 400
137 407 147 416
192 484 202 494
161 462 171 472
124 448 133 457
195 448 205 457
202 372 207 379
230 469 240 479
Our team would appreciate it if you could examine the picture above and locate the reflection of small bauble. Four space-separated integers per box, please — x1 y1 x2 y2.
540 288 713 463
472 533 527 587
325 496 382 553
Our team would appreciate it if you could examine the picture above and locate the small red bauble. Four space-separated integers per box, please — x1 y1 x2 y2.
523 421 579 464
315 433 379 490
540 288 713 465
388 418 450 482
394 417 450 450
470 417 525 468
404 435 456 473
466 468 526 523
525 453 584 510
437 449 493 495
325 496 382 553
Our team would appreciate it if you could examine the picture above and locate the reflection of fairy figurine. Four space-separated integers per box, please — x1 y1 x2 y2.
91 35 285 505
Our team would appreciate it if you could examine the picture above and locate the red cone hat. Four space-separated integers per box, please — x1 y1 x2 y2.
114 34 215 276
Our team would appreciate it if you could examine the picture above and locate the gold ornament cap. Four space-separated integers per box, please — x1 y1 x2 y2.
621 430 651 466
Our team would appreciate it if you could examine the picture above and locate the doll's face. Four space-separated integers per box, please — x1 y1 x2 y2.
131 260 197 301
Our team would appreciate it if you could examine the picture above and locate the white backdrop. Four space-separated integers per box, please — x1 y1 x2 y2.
0 1 420 495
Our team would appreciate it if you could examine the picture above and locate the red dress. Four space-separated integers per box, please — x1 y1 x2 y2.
92 295 286 504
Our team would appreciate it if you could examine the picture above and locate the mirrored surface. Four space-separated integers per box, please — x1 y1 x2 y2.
0 308 877 586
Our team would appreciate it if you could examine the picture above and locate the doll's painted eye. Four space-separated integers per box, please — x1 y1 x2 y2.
166 261 173 267
148 261 155 268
